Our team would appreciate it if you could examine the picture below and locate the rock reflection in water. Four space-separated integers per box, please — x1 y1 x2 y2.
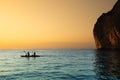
95 50 120 80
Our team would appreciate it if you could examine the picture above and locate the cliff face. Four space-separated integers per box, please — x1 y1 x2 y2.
93 0 120 49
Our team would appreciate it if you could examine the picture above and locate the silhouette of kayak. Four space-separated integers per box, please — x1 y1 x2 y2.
21 55 40 57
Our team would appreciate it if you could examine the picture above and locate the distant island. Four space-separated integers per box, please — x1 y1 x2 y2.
93 0 120 50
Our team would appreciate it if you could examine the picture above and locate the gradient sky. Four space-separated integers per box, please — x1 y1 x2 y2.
0 0 117 49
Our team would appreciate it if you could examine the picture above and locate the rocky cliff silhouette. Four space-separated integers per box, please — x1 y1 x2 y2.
93 0 120 49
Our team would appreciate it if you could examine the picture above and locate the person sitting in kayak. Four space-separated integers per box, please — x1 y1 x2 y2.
26 51 30 57
33 52 36 57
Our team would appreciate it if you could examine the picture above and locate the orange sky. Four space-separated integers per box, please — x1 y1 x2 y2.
0 0 117 49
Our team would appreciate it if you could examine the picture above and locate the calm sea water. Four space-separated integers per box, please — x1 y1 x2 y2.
0 49 120 80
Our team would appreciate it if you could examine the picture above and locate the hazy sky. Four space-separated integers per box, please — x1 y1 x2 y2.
0 0 117 49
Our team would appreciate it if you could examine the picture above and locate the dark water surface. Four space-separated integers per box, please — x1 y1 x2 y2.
0 49 120 80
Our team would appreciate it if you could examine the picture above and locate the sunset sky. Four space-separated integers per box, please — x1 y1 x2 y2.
0 0 117 49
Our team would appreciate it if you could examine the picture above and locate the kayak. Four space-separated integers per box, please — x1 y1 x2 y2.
21 55 40 57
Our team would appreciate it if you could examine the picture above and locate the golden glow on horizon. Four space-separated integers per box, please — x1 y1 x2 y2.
0 0 117 49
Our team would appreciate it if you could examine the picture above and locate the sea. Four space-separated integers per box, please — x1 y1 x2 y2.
0 49 120 80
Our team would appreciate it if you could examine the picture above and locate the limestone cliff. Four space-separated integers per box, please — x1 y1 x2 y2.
93 0 120 49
